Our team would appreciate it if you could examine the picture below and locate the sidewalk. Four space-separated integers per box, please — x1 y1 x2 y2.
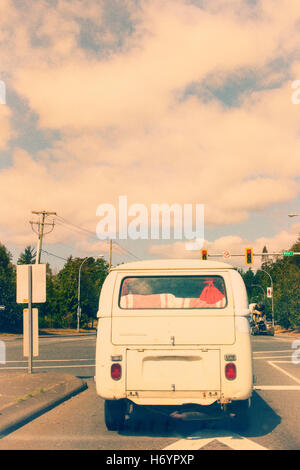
0 371 87 437
0 329 92 437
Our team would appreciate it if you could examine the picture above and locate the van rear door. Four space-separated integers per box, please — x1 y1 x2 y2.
111 271 235 346
126 349 221 391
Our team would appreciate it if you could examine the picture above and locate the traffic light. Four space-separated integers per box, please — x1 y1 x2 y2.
201 249 208 260
245 248 253 265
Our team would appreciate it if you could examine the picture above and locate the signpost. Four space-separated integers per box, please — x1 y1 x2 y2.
16 264 46 373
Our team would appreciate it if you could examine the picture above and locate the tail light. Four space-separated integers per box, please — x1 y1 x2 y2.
111 363 122 380
225 362 236 380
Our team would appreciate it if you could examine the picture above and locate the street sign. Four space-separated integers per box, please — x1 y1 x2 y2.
223 250 231 260
16 264 46 304
282 251 294 256
267 287 273 298
23 308 39 357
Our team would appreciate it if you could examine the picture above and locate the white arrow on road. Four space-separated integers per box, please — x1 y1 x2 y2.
163 430 268 451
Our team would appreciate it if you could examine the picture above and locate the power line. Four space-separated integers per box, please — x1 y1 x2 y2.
54 215 141 261
41 249 69 261
55 215 96 236
112 240 141 260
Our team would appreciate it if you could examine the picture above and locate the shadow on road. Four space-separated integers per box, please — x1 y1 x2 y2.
120 391 281 439
243 391 281 438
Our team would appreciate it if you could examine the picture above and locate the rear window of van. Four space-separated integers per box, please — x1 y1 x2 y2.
119 276 227 309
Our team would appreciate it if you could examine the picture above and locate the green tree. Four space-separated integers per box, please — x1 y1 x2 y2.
270 259 299 328
0 243 22 332
241 235 300 328
289 236 300 268
49 256 109 329
261 245 269 265
241 268 255 302
38 263 57 328
17 245 36 264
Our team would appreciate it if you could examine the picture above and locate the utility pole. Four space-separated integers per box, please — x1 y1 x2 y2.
30 210 57 263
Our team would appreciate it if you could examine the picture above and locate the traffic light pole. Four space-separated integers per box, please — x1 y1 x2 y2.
203 252 300 257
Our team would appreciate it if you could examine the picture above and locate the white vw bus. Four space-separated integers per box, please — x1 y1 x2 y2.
95 260 253 431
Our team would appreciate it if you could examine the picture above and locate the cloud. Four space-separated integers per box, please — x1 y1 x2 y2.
10 0 300 130
0 0 300 251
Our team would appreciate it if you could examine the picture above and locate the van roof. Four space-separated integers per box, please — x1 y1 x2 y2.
111 259 234 271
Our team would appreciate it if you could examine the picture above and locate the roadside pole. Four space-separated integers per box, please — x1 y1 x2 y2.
28 265 33 374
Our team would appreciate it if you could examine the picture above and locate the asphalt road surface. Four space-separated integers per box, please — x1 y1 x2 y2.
0 334 299 450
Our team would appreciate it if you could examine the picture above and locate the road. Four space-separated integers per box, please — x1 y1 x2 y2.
0 333 299 450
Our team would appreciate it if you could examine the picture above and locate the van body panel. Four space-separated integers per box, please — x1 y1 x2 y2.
112 316 235 345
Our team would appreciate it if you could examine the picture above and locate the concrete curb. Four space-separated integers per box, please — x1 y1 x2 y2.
0 333 96 342
0 377 87 437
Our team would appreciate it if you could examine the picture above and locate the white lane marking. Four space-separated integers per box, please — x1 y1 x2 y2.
267 361 300 384
163 430 268 451
3 358 93 363
254 385 300 390
217 435 267 451
254 350 293 354
273 336 300 343
164 436 215 451
254 355 291 360
0 364 95 370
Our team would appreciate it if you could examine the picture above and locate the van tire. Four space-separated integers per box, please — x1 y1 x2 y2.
229 399 251 432
104 399 126 431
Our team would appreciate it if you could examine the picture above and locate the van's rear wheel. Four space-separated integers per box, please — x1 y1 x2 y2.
104 399 127 431
229 399 251 432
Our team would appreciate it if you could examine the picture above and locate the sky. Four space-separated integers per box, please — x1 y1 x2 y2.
0 0 300 271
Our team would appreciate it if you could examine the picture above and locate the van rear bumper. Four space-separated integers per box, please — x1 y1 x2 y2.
127 390 221 406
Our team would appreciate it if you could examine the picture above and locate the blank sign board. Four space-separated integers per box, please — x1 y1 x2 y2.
16 264 46 304
23 308 39 357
